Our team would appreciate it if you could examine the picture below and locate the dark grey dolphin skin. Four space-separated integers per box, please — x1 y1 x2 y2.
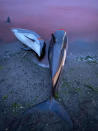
47 30 73 127
8 30 73 131
48 30 68 92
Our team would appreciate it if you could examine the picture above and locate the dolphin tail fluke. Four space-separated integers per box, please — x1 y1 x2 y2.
50 98 73 129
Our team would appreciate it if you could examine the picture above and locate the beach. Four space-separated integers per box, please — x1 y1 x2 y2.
0 39 98 130
0 0 98 130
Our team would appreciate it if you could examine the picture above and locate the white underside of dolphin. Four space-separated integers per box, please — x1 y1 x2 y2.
12 28 44 57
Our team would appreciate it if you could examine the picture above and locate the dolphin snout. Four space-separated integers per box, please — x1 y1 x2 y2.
11 28 18 33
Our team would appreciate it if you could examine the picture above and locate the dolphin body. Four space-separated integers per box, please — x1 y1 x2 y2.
48 30 68 89
12 28 46 57
47 30 73 127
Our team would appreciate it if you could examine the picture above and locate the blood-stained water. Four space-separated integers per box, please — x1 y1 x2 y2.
0 0 98 43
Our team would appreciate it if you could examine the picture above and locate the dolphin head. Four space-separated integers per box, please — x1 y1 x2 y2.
12 28 18 33
11 28 46 58
48 30 68 87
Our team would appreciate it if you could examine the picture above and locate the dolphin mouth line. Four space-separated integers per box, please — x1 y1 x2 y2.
24 35 36 42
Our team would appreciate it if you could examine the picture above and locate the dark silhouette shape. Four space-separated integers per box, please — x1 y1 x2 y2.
6 16 11 23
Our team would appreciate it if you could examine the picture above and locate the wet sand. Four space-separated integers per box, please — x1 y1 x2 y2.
0 40 98 130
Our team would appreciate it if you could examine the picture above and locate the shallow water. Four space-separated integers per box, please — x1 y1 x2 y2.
0 0 98 43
